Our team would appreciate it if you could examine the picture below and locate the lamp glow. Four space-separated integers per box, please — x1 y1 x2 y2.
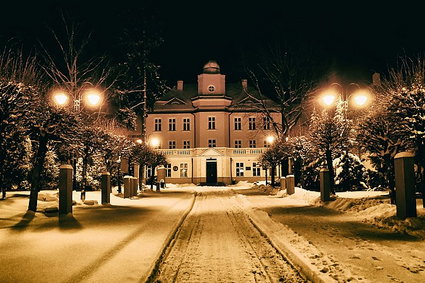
53 92 69 106
84 89 102 107
266 135 275 144
150 138 160 148
352 91 370 107
321 94 336 106
135 139 143 144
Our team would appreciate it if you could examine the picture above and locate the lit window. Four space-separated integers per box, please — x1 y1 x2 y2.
168 140 176 149
263 116 271 130
180 163 188 178
183 118 190 131
208 117 216 130
249 117 256 130
146 166 153 178
234 140 242 148
168 118 176 131
234 117 242 130
249 140 256 148
154 118 162 131
253 162 261 177
208 139 216 148
166 163 172 177
208 85 215 92
236 162 244 177
183 140 191 149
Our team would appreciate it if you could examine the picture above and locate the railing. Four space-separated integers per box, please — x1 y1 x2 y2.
158 147 265 157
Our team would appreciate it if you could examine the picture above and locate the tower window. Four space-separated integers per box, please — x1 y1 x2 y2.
208 85 215 92
208 139 216 147
208 116 216 130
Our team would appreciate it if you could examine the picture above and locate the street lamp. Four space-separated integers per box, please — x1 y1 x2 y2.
149 137 160 148
266 135 275 145
319 83 372 108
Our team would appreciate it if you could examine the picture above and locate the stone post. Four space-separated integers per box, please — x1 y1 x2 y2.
101 172 111 204
394 152 417 219
157 166 166 190
286 175 295 195
280 177 286 191
288 157 294 175
59 164 73 214
123 175 132 198
320 168 331 201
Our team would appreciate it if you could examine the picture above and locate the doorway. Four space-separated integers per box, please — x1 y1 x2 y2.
206 159 217 184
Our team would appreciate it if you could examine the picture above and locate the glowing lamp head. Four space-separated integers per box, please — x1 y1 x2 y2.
135 139 143 144
321 94 336 106
150 138 160 148
53 92 69 106
84 89 102 107
351 91 370 107
266 135 275 144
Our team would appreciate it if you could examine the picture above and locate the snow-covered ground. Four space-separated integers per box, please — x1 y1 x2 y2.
1 183 424 283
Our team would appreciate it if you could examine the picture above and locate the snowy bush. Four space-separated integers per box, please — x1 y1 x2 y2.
333 153 368 191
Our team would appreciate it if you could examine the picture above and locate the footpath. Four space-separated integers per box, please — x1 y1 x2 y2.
0 189 195 283
235 186 425 283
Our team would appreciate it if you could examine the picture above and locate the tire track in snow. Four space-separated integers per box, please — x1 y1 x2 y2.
149 189 305 283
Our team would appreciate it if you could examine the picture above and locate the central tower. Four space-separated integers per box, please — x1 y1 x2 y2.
197 60 226 95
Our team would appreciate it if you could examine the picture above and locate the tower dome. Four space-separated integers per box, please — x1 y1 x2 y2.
203 60 220 74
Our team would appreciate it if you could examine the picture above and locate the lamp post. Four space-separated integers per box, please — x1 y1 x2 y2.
51 87 104 200
116 155 122 194
318 82 372 193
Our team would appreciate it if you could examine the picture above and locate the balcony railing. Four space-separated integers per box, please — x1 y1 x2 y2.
157 147 265 157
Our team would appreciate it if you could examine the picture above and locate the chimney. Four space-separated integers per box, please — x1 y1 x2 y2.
372 72 381 86
241 79 248 90
177 80 184 91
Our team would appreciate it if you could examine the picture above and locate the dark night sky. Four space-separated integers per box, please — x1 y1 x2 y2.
0 1 423 85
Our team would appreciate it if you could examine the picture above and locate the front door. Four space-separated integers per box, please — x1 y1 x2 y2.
206 160 217 184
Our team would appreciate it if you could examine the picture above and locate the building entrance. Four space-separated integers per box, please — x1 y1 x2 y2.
206 159 217 184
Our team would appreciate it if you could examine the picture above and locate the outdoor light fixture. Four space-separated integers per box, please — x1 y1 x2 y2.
150 137 160 148
84 89 103 107
351 90 370 107
136 139 143 144
321 94 336 106
319 83 372 109
266 135 275 144
53 91 69 106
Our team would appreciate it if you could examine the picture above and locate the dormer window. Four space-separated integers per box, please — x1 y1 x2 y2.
208 85 215 92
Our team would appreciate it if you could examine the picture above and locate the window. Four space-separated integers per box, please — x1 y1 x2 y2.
234 117 242 130
263 116 271 130
208 85 215 92
249 140 256 148
180 163 188 178
236 162 244 177
183 118 190 131
168 140 176 149
208 139 216 148
166 163 172 177
234 140 242 148
183 140 191 149
264 140 270 148
248 117 256 130
253 162 261 177
208 116 216 130
146 166 153 178
168 118 176 131
154 118 162 131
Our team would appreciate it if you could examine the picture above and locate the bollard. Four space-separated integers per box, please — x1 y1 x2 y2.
101 172 111 204
131 177 139 197
288 157 294 175
320 168 331 201
394 152 417 219
280 177 286 191
134 177 140 196
59 164 73 214
123 175 132 198
286 175 295 195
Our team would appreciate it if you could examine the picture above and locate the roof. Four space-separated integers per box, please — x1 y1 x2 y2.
154 82 279 112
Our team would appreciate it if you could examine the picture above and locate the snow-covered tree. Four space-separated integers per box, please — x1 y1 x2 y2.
309 102 352 193
333 152 368 191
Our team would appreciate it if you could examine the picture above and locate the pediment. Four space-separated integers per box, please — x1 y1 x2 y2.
200 148 223 156
238 96 261 105
165 97 186 105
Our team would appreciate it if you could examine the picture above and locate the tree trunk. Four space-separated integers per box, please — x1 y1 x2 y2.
28 135 48 212
325 148 335 194
139 163 144 190
1 187 5 199
151 166 156 191
271 165 276 187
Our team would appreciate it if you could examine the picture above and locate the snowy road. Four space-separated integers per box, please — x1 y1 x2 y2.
150 188 305 283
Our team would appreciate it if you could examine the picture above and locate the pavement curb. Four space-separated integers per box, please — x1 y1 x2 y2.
236 194 338 283
142 191 198 283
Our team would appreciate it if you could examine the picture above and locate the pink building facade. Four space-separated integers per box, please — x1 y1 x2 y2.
145 61 281 185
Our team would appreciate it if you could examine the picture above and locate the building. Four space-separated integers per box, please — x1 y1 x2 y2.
145 60 282 185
